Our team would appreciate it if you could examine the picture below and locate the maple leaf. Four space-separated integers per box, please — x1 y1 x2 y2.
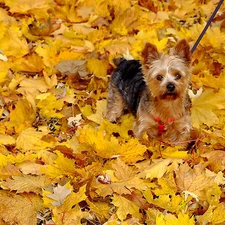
0 191 43 225
12 54 44 73
56 60 88 77
0 27 29 58
144 189 183 213
5 99 36 133
43 150 78 178
141 158 182 179
0 134 15 145
46 182 73 207
117 138 146 163
86 58 108 77
191 88 225 128
156 213 195 225
175 163 215 199
16 128 51 152
0 61 9 84
79 125 120 159
52 205 88 225
36 93 64 119
112 194 141 221
86 99 107 124
1 175 49 194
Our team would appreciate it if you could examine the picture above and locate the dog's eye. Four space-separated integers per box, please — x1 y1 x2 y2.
175 74 181 80
156 75 163 81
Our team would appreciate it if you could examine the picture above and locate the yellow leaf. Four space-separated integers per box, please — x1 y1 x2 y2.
112 158 137 180
4 0 53 14
0 134 15 145
1 175 49 194
43 72 58 88
144 189 183 213
100 114 134 140
0 154 8 167
191 89 225 128
62 184 87 211
79 125 120 159
143 158 182 179
161 146 189 159
36 93 64 119
154 174 177 196
0 28 28 58
46 182 73 207
0 191 43 225
43 151 77 178
175 163 214 199
0 61 9 84
118 138 146 163
12 54 44 72
86 100 107 124
16 128 51 152
112 194 141 221
86 58 108 77
102 39 130 56
6 99 36 133
211 203 225 224
156 213 194 225
111 8 138 35
86 199 110 220
52 204 88 225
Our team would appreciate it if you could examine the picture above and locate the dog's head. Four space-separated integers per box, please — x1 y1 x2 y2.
142 39 191 100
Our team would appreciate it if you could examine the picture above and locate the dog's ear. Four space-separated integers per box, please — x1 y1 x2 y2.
142 43 160 65
172 39 191 64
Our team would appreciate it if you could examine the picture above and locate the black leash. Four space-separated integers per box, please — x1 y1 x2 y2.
190 0 224 54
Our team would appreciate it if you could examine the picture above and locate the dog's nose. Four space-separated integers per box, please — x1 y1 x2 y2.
167 83 175 92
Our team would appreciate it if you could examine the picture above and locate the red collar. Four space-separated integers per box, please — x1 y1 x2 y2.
152 116 176 135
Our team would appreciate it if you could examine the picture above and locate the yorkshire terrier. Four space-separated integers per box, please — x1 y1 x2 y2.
106 39 192 144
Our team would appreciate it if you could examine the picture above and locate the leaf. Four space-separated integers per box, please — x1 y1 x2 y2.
16 128 51 152
0 191 43 225
86 99 107 124
0 61 9 83
44 151 77 178
144 189 183 213
4 0 53 14
62 184 87 210
1 175 49 194
12 54 44 72
46 182 73 207
0 134 15 145
52 205 88 225
161 146 189 159
86 58 108 77
191 89 225 128
5 99 36 133
79 125 120 159
112 158 137 180
175 163 214 199
143 158 182 179
36 93 64 119
56 60 88 77
211 203 225 224
112 194 141 221
156 213 195 225
117 138 146 163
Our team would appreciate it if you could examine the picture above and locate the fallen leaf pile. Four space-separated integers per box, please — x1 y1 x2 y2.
0 0 225 224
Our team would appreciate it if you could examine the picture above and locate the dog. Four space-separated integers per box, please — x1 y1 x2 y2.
106 39 192 144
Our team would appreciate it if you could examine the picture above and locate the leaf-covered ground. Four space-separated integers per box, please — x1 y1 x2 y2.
0 0 225 224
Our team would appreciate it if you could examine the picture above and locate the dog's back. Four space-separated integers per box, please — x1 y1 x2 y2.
110 59 146 114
